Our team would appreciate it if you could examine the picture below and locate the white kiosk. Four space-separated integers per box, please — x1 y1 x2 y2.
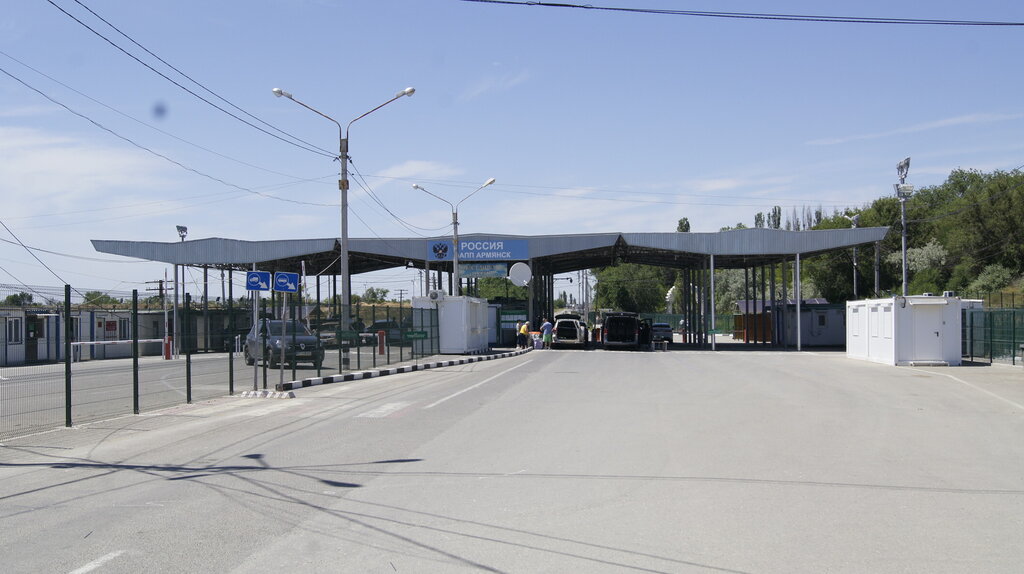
412 293 490 355
846 295 962 366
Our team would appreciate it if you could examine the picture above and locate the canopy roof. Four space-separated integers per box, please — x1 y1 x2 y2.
92 227 890 275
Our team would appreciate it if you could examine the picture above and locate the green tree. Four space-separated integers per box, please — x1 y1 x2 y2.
676 218 691 233
476 277 527 300
82 291 120 307
593 263 669 312
361 287 389 303
2 292 33 306
968 264 1014 294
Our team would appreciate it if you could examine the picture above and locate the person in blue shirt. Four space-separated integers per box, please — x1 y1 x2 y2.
540 318 553 349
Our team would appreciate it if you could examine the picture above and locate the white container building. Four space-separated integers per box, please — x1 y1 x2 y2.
412 293 490 354
846 296 962 366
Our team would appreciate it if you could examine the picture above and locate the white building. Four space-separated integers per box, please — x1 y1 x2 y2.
846 296 962 366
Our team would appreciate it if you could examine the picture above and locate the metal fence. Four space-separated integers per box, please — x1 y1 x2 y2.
1 284 439 441
959 290 1022 309
963 308 1024 365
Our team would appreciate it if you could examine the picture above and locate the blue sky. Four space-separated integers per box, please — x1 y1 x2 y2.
2 1 1023 302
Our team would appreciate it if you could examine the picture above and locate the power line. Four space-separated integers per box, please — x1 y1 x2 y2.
45 0 335 158
0 64 337 208
460 1 1024 26
349 159 452 235
0 48 327 183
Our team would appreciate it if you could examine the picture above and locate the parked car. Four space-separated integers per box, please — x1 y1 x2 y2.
602 312 641 350
366 320 407 345
244 319 324 368
651 322 674 343
552 313 586 348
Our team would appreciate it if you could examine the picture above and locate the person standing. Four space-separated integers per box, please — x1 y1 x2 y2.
514 321 524 349
540 317 553 349
519 321 530 350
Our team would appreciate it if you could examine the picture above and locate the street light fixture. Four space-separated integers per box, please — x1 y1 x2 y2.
412 178 496 296
273 86 414 332
894 157 914 296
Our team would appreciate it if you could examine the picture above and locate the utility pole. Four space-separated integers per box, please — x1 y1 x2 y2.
395 289 407 303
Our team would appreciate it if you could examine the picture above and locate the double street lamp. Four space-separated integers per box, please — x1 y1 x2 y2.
273 86 415 327
412 178 496 296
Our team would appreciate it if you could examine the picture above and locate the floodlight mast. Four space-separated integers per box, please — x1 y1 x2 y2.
894 157 914 296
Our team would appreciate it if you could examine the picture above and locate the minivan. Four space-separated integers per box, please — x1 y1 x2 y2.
602 312 640 350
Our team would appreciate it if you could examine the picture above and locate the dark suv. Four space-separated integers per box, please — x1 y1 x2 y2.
602 312 640 350
244 319 324 368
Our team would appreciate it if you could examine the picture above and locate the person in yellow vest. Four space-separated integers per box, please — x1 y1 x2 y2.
518 321 530 349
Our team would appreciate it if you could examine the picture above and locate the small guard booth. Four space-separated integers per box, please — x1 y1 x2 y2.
846 295 962 366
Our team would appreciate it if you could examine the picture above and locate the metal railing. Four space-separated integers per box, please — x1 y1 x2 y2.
1 285 440 441
962 308 1024 365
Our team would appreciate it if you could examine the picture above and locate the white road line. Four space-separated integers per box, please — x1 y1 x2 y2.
356 401 411 418
68 550 125 574
425 360 532 409
908 367 1024 411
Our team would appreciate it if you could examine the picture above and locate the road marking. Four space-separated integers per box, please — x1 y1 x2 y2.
907 367 1024 411
68 550 125 574
356 402 411 418
425 360 532 409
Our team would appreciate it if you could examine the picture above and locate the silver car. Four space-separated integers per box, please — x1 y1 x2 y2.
244 319 325 368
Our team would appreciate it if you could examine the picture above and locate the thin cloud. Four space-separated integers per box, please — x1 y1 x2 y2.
459 69 530 101
0 104 59 118
808 113 1024 146
376 160 464 181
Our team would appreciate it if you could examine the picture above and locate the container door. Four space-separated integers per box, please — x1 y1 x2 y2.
912 306 944 361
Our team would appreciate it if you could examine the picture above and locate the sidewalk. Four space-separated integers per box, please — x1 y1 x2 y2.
263 347 530 394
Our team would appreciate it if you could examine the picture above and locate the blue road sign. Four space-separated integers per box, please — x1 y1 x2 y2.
274 272 300 293
246 271 271 291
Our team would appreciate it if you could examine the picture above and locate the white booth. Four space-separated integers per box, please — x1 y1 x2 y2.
412 294 490 355
846 296 962 366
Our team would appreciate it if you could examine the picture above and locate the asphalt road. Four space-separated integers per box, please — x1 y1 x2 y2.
0 344 429 439
1 349 1022 573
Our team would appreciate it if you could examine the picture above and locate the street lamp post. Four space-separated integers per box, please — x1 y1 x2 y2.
895 157 914 297
173 225 187 357
273 86 414 335
412 178 496 296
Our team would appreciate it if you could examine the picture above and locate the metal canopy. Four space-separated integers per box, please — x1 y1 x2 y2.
92 227 890 275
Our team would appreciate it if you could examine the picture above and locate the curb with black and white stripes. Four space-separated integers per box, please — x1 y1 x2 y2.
239 348 531 398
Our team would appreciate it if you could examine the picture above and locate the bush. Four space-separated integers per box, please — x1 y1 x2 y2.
968 264 1014 294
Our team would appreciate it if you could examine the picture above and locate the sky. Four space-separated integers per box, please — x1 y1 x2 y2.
2 0 1023 304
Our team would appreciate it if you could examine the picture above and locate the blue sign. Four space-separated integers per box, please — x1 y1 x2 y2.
246 271 271 291
427 239 527 262
274 272 300 293
461 263 509 278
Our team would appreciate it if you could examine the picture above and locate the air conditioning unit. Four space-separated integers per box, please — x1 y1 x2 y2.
427 289 446 301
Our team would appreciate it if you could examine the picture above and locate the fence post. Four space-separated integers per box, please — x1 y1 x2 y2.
290 293 297 382
132 289 140 415
185 293 192 403
1012 308 1018 367
261 298 268 390
988 310 994 364
315 279 321 378
228 270 234 395
64 284 72 428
